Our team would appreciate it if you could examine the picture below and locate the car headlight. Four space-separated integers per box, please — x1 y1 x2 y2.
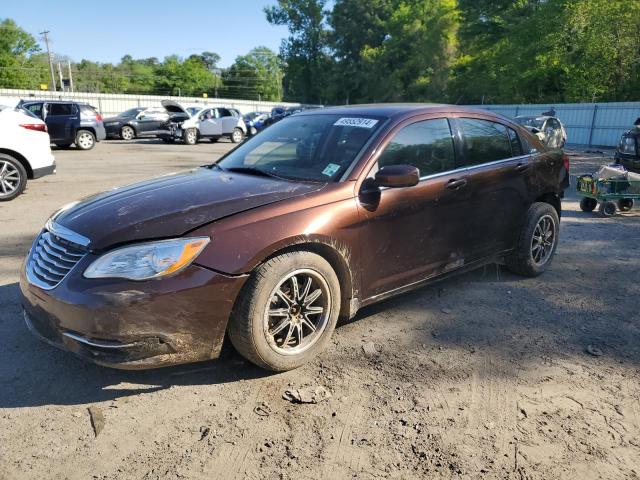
84 237 210 280
619 136 636 155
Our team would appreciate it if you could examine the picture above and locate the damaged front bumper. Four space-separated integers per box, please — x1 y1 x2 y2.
19 260 248 369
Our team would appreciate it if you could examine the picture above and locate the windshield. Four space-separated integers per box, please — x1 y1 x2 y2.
187 107 201 116
217 114 384 182
515 117 545 129
121 108 143 118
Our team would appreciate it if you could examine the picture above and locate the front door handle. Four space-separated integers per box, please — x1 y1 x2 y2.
445 178 467 190
515 163 530 172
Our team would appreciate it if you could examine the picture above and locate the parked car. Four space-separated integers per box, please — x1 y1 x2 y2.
0 105 55 201
514 115 567 149
243 111 270 135
18 100 106 150
160 100 247 145
20 104 569 371
614 119 640 173
104 107 170 140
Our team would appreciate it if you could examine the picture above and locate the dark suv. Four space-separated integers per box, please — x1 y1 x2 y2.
614 119 640 173
20 105 569 371
19 100 106 150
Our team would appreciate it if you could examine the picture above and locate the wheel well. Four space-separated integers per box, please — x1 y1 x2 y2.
536 193 561 217
122 124 137 134
77 127 96 137
260 243 354 321
0 148 33 179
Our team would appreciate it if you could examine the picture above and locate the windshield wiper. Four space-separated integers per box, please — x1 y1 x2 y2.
224 166 283 179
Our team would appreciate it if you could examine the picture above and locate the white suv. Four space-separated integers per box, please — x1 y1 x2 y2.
0 105 56 201
161 100 247 145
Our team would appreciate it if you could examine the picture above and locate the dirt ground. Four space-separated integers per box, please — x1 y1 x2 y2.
0 140 638 480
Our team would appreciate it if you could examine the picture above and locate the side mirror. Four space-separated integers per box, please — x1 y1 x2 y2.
137 114 145 120
375 165 420 188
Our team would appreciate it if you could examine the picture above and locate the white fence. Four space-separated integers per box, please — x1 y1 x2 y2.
1 88 638 147
470 102 640 148
0 88 301 117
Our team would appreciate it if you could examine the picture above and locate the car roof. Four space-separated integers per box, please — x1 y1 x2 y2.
295 103 515 123
515 115 553 120
21 99 90 105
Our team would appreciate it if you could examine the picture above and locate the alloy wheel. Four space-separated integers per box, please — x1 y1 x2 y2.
121 126 135 140
186 129 197 144
0 160 21 197
77 132 94 149
530 214 556 265
232 129 243 143
263 269 331 355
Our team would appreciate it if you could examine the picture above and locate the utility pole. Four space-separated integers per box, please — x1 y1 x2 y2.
57 63 64 92
40 30 57 91
67 60 74 92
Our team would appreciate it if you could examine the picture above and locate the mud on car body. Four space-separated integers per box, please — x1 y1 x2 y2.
20 104 569 371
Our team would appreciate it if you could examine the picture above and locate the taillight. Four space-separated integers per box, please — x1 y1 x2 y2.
563 153 570 174
20 123 47 133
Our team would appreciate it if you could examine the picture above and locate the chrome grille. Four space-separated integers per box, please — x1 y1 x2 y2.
26 231 87 289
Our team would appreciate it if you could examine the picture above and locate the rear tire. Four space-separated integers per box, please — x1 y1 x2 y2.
617 199 634 211
75 130 96 150
230 128 244 143
183 128 198 145
580 197 597 212
506 202 559 277
0 154 27 201
599 201 617 217
228 251 341 371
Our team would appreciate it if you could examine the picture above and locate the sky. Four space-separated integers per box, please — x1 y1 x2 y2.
2 0 290 67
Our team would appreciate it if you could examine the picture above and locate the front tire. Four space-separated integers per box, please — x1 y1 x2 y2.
120 125 136 140
75 130 96 150
183 128 198 145
0 154 27 201
580 197 597 212
506 202 560 277
228 251 341 371
230 128 244 143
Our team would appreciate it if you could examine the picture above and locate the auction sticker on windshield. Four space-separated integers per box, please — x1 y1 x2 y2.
334 118 379 129
322 163 341 177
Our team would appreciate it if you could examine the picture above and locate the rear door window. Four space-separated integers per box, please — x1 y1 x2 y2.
48 103 75 116
377 118 456 178
457 118 513 166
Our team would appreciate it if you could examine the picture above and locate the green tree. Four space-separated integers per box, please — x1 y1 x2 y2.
0 18 48 89
265 0 332 103
222 47 283 101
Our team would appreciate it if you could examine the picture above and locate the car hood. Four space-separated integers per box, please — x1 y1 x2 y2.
53 167 325 251
161 100 190 116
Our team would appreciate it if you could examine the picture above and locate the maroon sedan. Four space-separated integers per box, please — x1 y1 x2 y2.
20 104 569 371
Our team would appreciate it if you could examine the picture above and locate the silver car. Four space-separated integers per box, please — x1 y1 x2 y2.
514 115 567 149
161 100 247 145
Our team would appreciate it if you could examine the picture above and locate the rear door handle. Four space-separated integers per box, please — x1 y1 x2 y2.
445 178 467 190
515 163 530 172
